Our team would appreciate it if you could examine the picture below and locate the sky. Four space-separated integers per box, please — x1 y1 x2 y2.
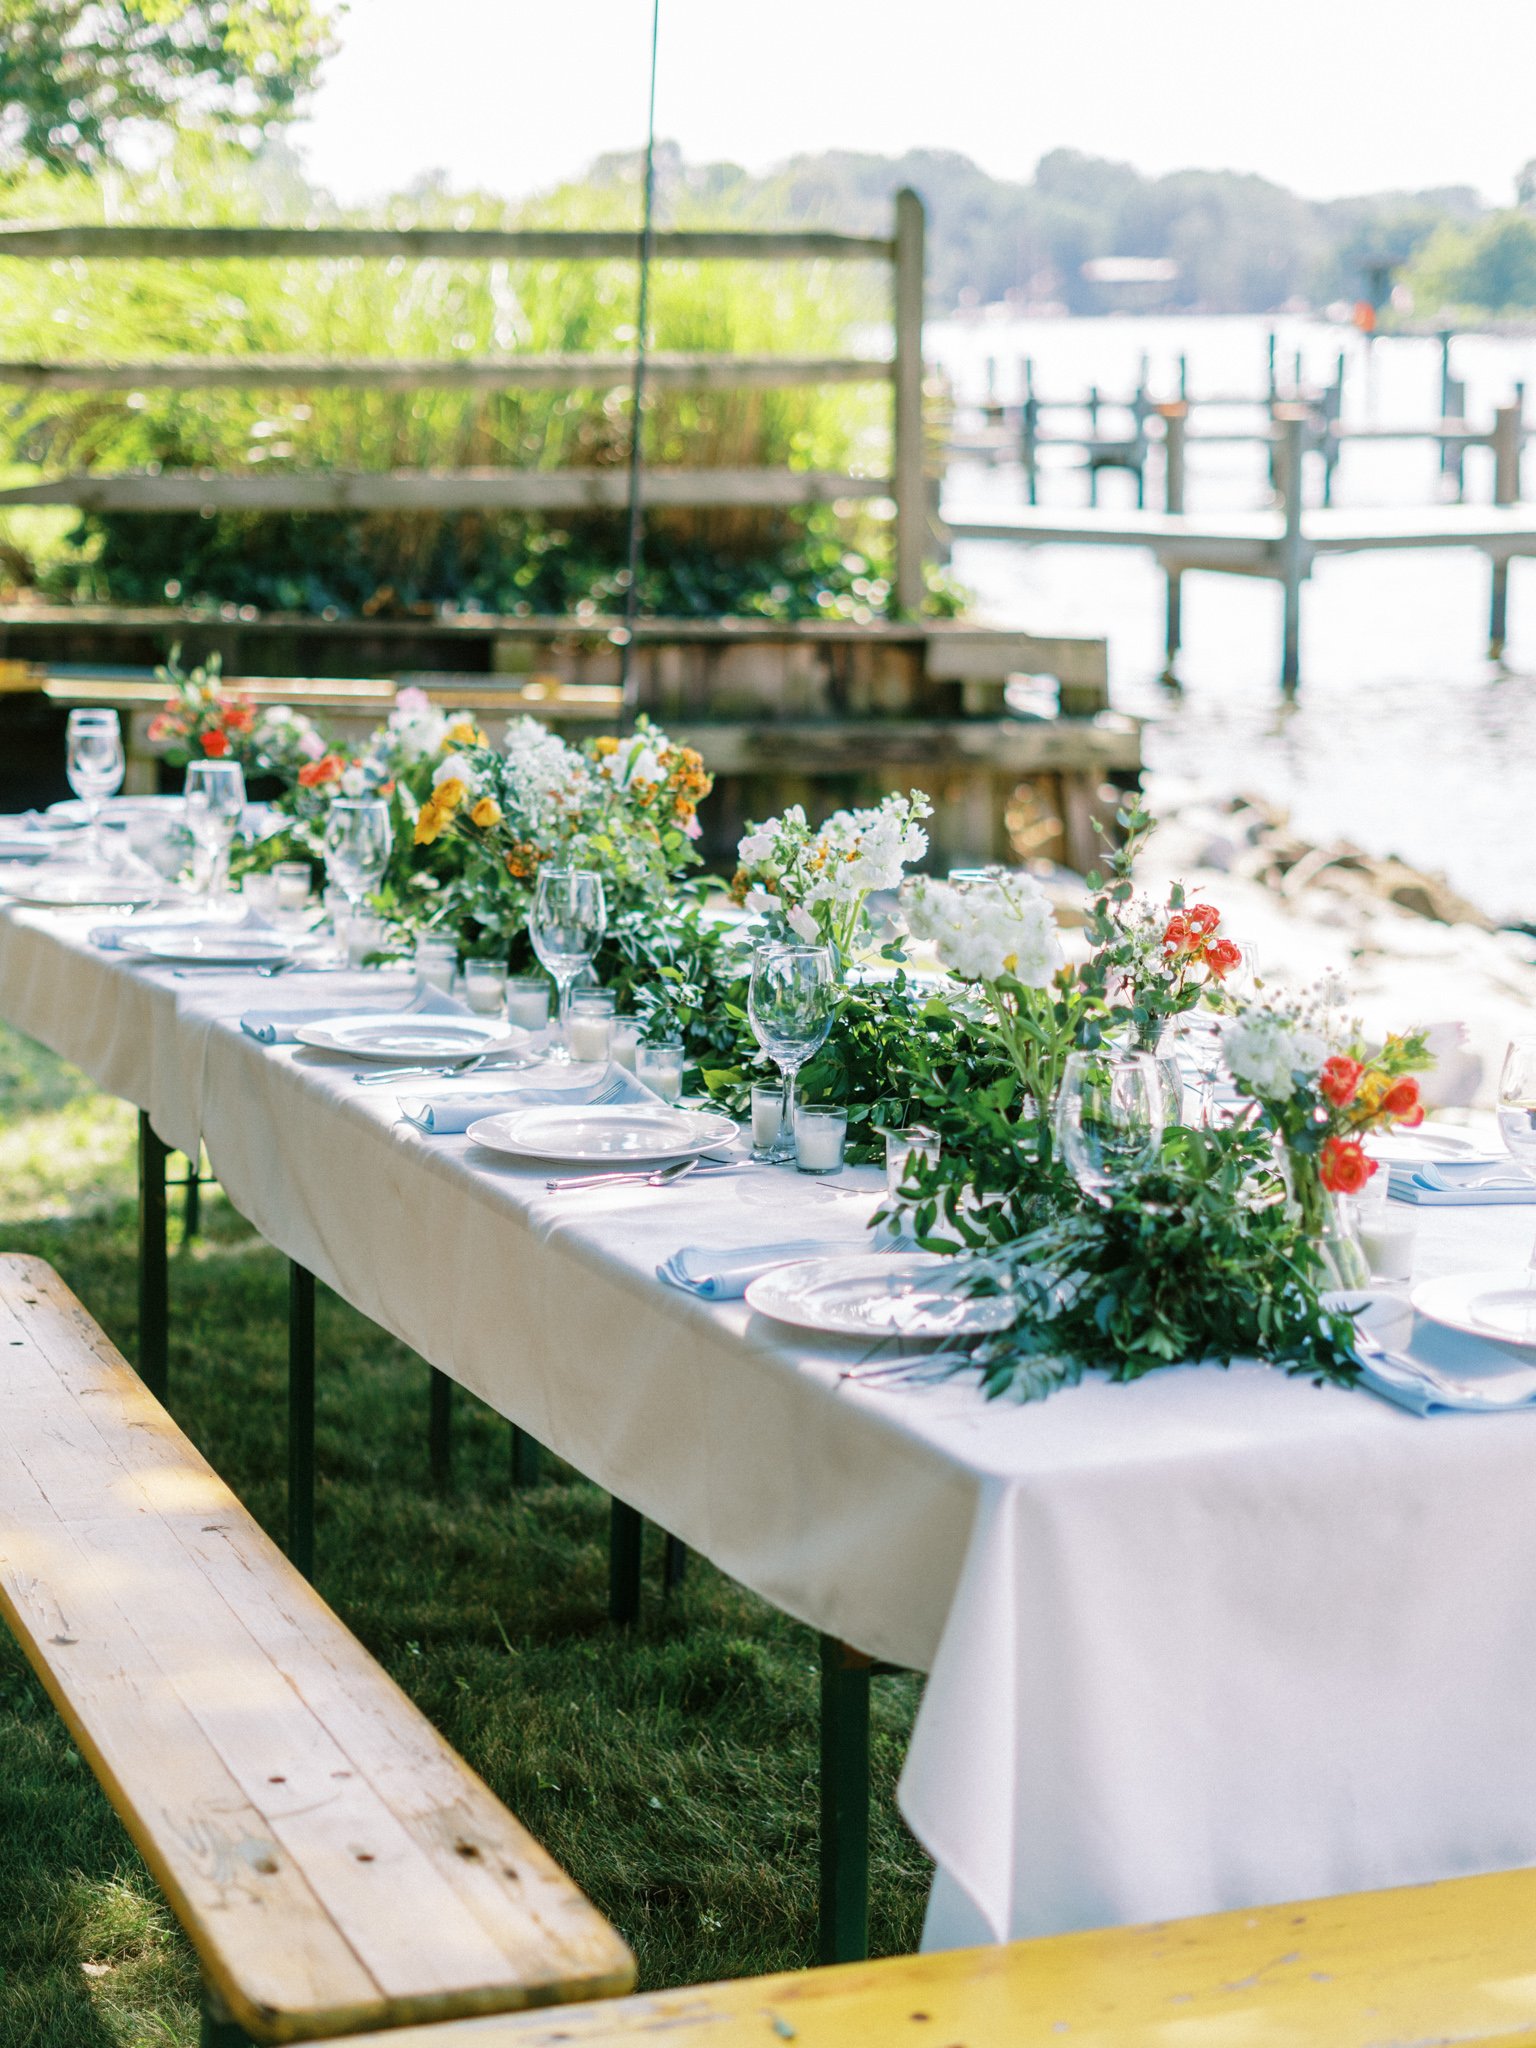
292 0 1536 210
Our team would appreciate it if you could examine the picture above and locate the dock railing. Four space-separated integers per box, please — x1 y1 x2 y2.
0 192 931 612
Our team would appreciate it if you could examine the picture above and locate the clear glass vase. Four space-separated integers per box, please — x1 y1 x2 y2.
1133 1024 1185 1129
1286 1149 1371 1290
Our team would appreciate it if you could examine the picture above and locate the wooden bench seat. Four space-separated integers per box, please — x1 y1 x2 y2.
301 1864 1536 2047
0 1255 635 2044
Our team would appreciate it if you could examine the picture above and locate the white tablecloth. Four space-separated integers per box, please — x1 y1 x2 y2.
5 893 1536 1944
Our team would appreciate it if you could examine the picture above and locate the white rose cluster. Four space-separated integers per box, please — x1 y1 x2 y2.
904 872 1061 988
386 686 450 762
501 715 591 837
1220 1011 1332 1104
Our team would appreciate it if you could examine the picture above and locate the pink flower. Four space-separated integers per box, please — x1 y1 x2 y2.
299 729 327 761
682 812 702 840
394 685 431 715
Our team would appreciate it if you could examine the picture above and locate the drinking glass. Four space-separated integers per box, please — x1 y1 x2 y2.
183 759 247 902
529 868 607 1061
65 708 125 863
748 943 836 1163
323 798 392 937
1477 1036 1536 1338
1053 1049 1164 1206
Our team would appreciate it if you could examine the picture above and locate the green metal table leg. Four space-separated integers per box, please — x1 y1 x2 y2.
510 1424 544 1487
288 1262 316 1581
609 1499 643 1627
201 1990 253 2047
663 1533 688 1593
182 1150 202 1241
429 1366 453 1492
819 1633 872 1964
137 1111 169 1402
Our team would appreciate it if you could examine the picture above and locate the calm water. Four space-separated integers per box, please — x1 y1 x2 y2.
929 314 1536 926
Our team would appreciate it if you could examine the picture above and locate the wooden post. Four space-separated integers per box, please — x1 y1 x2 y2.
1491 400 1522 655
892 188 926 617
819 1635 872 1964
1274 406 1308 692
137 1113 169 1403
1160 402 1188 679
1178 352 1189 402
1021 357 1039 506
288 1262 316 1582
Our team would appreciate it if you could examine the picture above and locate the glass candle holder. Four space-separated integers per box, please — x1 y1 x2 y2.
568 989 616 1063
240 871 279 916
751 1081 785 1161
462 957 508 1016
610 1019 640 1073
882 1122 941 1196
505 974 552 1031
636 1036 685 1103
347 913 387 968
414 935 458 993
272 860 313 921
794 1104 848 1175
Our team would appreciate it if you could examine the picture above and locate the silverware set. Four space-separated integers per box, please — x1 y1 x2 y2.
545 1153 737 1193
1353 1326 1536 1405
353 1051 541 1086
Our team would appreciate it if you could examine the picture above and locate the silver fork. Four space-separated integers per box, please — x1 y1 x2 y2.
354 1051 537 1086
1354 1327 1536 1404
546 1149 734 1192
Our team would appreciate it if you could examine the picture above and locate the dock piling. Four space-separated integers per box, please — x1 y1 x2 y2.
1491 400 1522 654
1275 408 1308 691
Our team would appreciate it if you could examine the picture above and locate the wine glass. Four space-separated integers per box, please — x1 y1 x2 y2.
322 798 393 951
1477 1036 1536 1338
1053 1049 1164 1206
748 943 836 1162
529 868 608 1060
183 759 247 903
65 708 125 864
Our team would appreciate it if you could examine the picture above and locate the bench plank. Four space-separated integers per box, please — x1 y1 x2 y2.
0 1257 634 2042
302 1866 1536 2047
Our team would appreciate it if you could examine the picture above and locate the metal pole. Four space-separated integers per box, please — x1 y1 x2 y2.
609 1499 643 1627
616 0 662 717
137 1111 169 1402
510 1424 544 1487
288 1262 316 1581
429 1366 453 1492
819 1634 872 1964
1275 406 1308 692
1161 402 1187 680
892 187 927 615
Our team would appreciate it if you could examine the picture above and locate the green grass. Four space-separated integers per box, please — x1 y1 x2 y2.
0 1021 929 2047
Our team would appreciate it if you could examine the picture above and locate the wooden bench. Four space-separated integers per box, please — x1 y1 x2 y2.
0 1255 635 2044
301 1864 1536 2047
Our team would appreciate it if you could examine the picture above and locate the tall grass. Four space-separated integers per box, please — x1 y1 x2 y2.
0 143 901 617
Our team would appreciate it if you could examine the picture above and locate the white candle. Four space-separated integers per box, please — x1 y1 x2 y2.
1360 1213 1418 1283
794 1109 847 1173
568 1011 613 1063
637 1044 684 1102
505 981 551 1030
416 958 455 993
751 1089 782 1148
611 1022 639 1073
463 973 505 1015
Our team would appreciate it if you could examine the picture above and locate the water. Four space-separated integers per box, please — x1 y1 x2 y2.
928 313 1536 925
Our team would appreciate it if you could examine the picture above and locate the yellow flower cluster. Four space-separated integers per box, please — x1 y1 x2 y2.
413 775 467 846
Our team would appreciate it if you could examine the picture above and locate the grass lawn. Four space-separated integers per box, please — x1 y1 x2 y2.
0 1021 930 2048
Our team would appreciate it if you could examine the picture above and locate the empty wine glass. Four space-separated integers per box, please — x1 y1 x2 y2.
748 943 836 1163
65 708 125 864
529 868 607 1060
322 798 393 949
1054 1049 1164 1206
183 759 247 903
1476 1036 1536 1339
1223 937 1261 1002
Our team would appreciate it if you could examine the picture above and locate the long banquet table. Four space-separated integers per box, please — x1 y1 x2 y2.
6 889 1536 1952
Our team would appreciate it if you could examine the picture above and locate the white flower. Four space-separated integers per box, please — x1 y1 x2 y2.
786 904 820 942
743 887 777 917
387 688 449 762
738 826 779 865
433 751 478 793
904 873 1060 987
1221 1014 1331 1103
339 763 366 797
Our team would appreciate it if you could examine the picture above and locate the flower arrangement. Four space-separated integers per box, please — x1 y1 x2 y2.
147 652 330 783
731 791 932 954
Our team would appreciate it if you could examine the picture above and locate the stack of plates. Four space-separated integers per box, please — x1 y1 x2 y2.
293 1013 532 1063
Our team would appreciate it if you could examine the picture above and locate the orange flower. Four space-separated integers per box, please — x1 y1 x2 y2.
1319 1055 1363 1108
1320 1135 1375 1196
1162 913 1191 953
220 700 256 734
298 753 343 788
1381 1075 1424 1128
147 714 173 743
1185 903 1220 940
1204 937 1242 979
200 729 230 758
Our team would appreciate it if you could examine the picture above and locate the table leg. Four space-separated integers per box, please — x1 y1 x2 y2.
201 1990 252 2047
510 1424 544 1487
819 1633 872 1964
288 1261 316 1581
609 1499 643 1627
181 1150 202 1242
663 1534 689 1592
429 1366 453 1491
137 1112 169 1402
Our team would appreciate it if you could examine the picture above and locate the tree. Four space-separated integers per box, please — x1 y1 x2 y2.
0 0 338 175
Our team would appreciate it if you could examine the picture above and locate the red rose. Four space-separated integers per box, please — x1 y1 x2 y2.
298 753 343 788
1186 903 1220 940
1320 1135 1376 1196
1318 1055 1363 1108
221 700 256 734
200 729 230 758
1162 913 1191 953
1204 937 1242 979
1381 1075 1424 1128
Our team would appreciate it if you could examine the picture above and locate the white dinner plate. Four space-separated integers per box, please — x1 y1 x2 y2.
4 870 167 908
46 795 182 827
294 1013 531 1062
1367 1124 1502 1169
745 1253 1017 1340
127 929 299 966
1411 1268 1536 1348
466 1103 738 1165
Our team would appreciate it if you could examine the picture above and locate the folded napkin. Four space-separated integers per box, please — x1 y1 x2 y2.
92 905 272 952
242 979 457 1045
1387 1160 1536 1206
399 1063 654 1133
1358 1348 1536 1415
659 1240 838 1300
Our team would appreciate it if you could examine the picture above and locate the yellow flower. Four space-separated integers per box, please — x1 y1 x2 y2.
445 718 486 748
413 802 445 846
594 735 620 757
470 796 502 829
434 777 467 813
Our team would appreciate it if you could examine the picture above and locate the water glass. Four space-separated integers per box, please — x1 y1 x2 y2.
882 1122 941 1196
414 935 458 993
569 990 616 1064
65 707 125 862
184 759 247 902
505 974 552 1032
794 1105 848 1175
748 943 836 1162
530 868 607 1062
1053 1049 1164 1205
346 913 387 968
240 871 279 916
636 1036 685 1103
323 797 392 925
273 860 313 913
463 957 508 1015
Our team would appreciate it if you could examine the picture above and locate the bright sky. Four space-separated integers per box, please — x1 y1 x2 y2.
293 0 1536 209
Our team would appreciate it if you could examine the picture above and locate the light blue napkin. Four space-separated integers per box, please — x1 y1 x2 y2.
399 1065 655 1133
242 980 460 1045
1387 1161 1536 1206
1358 1351 1536 1415
659 1240 833 1300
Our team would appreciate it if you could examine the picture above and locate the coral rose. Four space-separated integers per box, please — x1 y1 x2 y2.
221 700 256 733
1318 1054 1363 1107
298 753 342 788
1186 903 1220 940
1162 913 1191 952
1381 1075 1424 1128
1320 1135 1375 1196
1204 937 1242 979
200 729 230 758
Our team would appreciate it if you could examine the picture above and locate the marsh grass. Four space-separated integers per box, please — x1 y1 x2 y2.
0 1020 929 2046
